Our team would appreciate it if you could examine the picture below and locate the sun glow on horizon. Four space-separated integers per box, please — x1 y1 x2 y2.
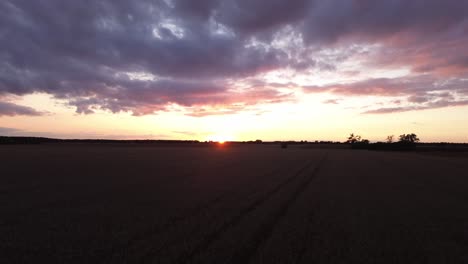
206 134 235 143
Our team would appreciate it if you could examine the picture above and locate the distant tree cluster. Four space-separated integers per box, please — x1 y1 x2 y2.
398 133 420 143
346 133 421 151
346 133 370 149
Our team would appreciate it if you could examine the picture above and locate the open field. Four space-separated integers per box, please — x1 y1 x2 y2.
1 143 468 263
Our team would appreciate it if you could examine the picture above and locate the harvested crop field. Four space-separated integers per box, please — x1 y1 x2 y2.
1 143 468 263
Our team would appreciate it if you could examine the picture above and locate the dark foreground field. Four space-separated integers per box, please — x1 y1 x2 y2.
1 144 468 263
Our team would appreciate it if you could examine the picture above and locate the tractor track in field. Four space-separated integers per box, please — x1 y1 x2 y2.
102 158 250 262
134 163 290 263
173 155 325 264
103 194 226 261
228 154 327 264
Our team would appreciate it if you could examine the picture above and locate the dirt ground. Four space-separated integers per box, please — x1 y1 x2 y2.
1 143 468 263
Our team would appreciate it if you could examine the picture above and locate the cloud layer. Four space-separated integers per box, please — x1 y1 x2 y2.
0 101 44 116
1 0 467 115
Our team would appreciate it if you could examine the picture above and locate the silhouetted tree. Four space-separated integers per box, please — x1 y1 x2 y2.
346 133 370 149
346 133 361 144
386 135 394 143
399 133 420 143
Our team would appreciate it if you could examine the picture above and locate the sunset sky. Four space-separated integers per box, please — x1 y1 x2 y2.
1 1 468 142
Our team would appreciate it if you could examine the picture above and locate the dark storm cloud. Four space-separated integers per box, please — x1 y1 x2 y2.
1 0 467 115
0 101 44 116
0 0 292 115
302 0 468 44
215 0 310 35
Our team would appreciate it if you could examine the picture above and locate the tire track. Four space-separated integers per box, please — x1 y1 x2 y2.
228 154 327 264
134 164 290 263
97 154 270 261
103 194 226 261
174 158 320 264
103 157 251 262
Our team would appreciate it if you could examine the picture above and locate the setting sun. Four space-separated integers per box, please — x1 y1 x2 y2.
206 134 234 143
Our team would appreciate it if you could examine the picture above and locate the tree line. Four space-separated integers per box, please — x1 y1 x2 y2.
346 133 420 151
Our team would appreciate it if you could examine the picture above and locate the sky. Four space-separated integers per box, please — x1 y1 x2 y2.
1 0 468 142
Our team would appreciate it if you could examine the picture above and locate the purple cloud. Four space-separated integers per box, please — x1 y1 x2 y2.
304 76 468 97
1 1 467 116
0 101 44 116
0 126 22 135
363 99 468 114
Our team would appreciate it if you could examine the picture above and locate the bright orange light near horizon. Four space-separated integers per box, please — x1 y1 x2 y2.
206 134 234 143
